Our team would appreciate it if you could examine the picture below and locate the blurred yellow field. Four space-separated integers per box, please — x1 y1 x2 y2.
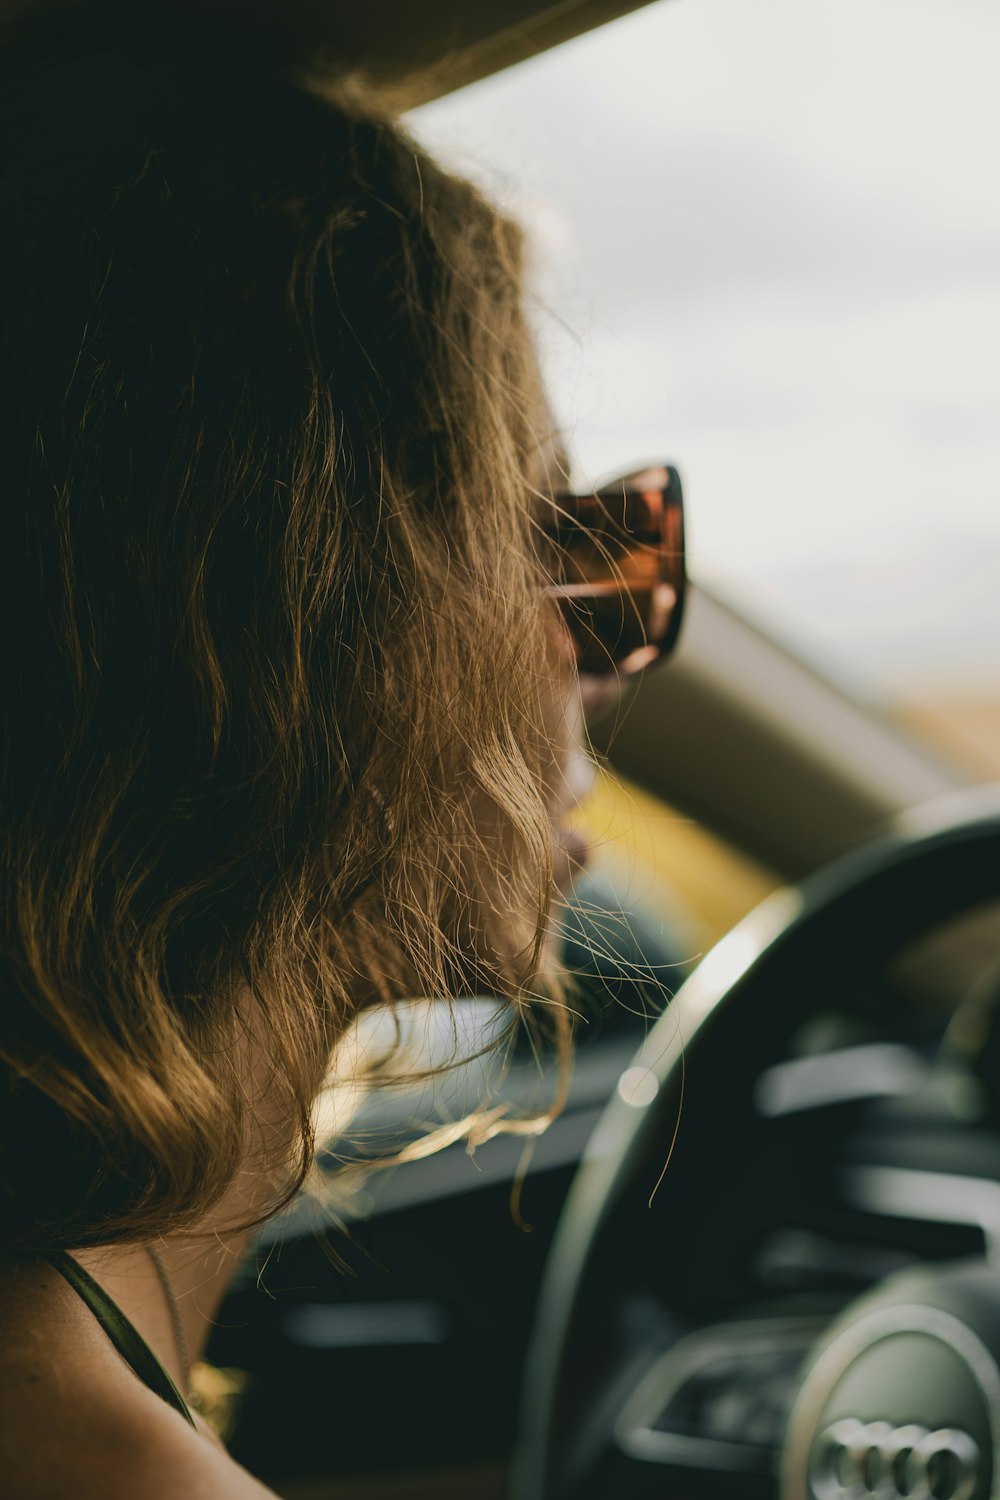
896 696 1000 781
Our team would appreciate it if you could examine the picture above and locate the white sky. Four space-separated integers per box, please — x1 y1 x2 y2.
411 0 1000 703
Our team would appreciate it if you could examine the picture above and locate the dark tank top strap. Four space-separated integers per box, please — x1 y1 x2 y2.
43 1250 196 1428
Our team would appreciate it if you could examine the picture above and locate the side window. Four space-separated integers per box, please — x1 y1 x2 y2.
412 0 1000 786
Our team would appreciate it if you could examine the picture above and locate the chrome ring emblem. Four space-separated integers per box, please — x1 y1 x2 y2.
810 1418 981 1500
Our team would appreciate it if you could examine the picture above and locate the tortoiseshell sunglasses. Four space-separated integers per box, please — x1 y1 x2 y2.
544 463 686 677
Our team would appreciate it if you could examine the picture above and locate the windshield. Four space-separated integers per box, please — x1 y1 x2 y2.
411 0 1000 779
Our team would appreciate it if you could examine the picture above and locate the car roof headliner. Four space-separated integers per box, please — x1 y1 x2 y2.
270 0 662 103
1 0 662 104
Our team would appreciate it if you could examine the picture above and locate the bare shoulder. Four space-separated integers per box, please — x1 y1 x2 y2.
0 1262 277 1500
107 1410 282 1500
1 1376 279 1500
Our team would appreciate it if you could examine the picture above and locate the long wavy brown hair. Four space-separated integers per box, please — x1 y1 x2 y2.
0 11 571 1253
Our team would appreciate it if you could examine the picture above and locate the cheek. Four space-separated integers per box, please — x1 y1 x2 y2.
562 712 598 807
537 619 582 795
547 675 598 893
547 669 595 815
578 671 628 726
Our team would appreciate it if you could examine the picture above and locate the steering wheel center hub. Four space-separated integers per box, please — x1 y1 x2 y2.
782 1266 1000 1500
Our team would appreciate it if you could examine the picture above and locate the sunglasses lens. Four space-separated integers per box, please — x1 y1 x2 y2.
547 468 685 676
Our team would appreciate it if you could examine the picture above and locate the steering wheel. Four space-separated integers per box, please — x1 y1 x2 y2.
514 786 1000 1500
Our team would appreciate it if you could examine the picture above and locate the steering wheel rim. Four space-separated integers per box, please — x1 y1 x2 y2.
514 784 1000 1500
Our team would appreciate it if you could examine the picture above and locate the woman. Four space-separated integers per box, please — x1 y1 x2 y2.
0 10 683 1497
